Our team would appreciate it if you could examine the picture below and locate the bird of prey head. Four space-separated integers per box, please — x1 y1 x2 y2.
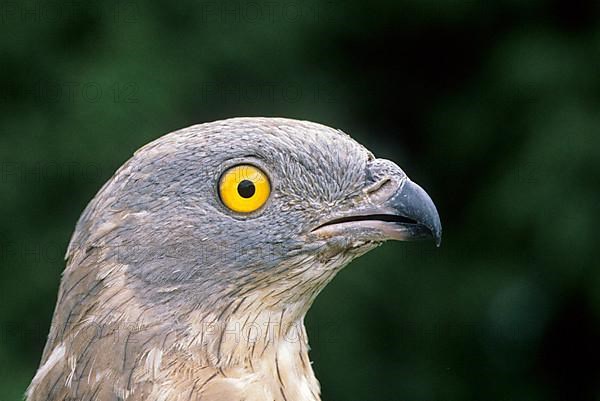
27 117 441 401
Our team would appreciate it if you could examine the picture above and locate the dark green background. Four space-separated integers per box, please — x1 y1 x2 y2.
1 0 599 400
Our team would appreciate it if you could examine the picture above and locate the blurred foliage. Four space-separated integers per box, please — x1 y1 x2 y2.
1 0 599 400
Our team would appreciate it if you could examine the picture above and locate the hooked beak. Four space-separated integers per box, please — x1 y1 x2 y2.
312 178 442 246
385 179 442 246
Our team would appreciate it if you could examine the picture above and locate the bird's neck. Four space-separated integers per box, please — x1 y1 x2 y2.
166 297 322 401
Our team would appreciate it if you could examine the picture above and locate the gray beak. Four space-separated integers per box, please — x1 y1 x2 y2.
311 177 442 247
387 179 442 246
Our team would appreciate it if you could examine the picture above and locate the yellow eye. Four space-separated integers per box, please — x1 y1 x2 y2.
219 165 271 213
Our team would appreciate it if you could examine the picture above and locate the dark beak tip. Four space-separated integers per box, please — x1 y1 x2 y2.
425 218 442 247
434 229 442 247
392 179 442 248
431 215 442 248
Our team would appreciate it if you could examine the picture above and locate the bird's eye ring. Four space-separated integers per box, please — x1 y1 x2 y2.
218 165 270 213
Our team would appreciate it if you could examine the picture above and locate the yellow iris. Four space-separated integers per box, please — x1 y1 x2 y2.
219 165 271 213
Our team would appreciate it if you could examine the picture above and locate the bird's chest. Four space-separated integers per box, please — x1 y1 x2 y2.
145 340 321 401
255 341 321 401
218 342 321 401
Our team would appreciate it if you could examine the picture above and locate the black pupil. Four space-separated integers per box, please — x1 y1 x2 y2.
237 180 256 198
